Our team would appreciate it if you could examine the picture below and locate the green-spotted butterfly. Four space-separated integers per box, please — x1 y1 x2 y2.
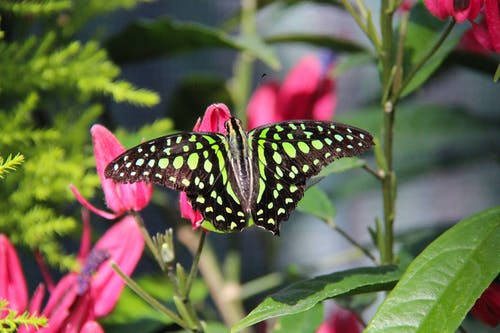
104 117 373 235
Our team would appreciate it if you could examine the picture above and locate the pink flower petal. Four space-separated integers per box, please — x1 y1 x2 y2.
180 192 203 229
28 284 45 314
471 282 500 327
91 125 153 214
42 274 79 332
311 77 336 121
0 234 28 313
316 307 362 333
277 56 323 119
424 0 450 19
485 0 500 53
90 216 144 317
246 82 280 129
195 103 232 133
471 19 495 51
425 0 481 22
179 103 232 227
69 184 120 220
81 321 104 333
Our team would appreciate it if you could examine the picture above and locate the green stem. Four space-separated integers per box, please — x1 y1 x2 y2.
362 164 383 180
339 0 382 53
184 231 206 297
378 0 397 265
394 19 456 102
131 211 165 270
110 262 188 328
380 0 395 89
380 101 396 264
330 223 377 263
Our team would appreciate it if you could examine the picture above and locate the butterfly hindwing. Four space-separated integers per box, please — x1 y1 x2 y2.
248 121 374 234
186 141 248 232
104 132 248 231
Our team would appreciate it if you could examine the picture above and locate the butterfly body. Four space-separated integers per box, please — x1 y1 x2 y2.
105 117 373 235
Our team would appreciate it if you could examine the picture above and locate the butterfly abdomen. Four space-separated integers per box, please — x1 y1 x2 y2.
225 118 257 214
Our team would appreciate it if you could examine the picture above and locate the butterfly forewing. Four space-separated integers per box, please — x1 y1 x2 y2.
104 132 248 231
248 121 373 234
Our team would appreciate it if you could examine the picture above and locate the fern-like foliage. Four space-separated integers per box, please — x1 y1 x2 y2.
0 153 24 179
0 300 48 333
0 0 160 270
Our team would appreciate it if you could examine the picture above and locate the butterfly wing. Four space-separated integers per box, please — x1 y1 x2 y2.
248 121 374 234
104 132 247 231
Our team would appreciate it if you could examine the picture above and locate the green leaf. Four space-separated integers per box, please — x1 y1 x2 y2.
401 3 465 97
231 265 401 332
365 206 500 333
106 17 280 69
317 157 366 178
271 303 323 333
297 186 336 222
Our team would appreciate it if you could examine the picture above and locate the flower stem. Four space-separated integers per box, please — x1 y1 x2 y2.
184 230 206 297
131 211 165 270
394 19 456 102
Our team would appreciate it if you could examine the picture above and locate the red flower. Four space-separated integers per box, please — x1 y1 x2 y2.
423 0 482 22
179 103 231 229
70 124 153 220
246 55 336 129
316 306 362 333
0 234 28 315
471 281 500 327
1 215 144 333
469 0 500 53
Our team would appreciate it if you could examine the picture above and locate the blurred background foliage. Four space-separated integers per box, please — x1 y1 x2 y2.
1 0 499 332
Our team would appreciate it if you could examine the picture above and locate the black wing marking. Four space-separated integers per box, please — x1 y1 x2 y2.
248 120 374 234
104 132 247 231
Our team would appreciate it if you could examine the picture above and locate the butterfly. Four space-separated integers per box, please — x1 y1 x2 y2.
104 117 373 235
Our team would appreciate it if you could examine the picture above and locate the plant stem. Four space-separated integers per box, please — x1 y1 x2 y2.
177 226 247 330
394 19 456 102
131 211 202 332
110 262 188 328
379 0 396 265
380 101 396 264
329 222 377 263
131 211 165 270
184 231 206 297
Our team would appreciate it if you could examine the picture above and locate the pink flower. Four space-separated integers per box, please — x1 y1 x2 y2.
0 234 28 315
179 103 231 229
246 55 336 129
399 0 416 12
471 281 500 327
469 0 500 53
70 124 153 220
423 0 482 22
316 306 362 333
1 214 144 333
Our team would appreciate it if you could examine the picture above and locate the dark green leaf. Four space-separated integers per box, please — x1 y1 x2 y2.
232 265 401 332
265 34 368 54
106 17 279 69
401 3 465 97
297 186 336 222
271 303 323 333
168 75 232 131
365 207 500 333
